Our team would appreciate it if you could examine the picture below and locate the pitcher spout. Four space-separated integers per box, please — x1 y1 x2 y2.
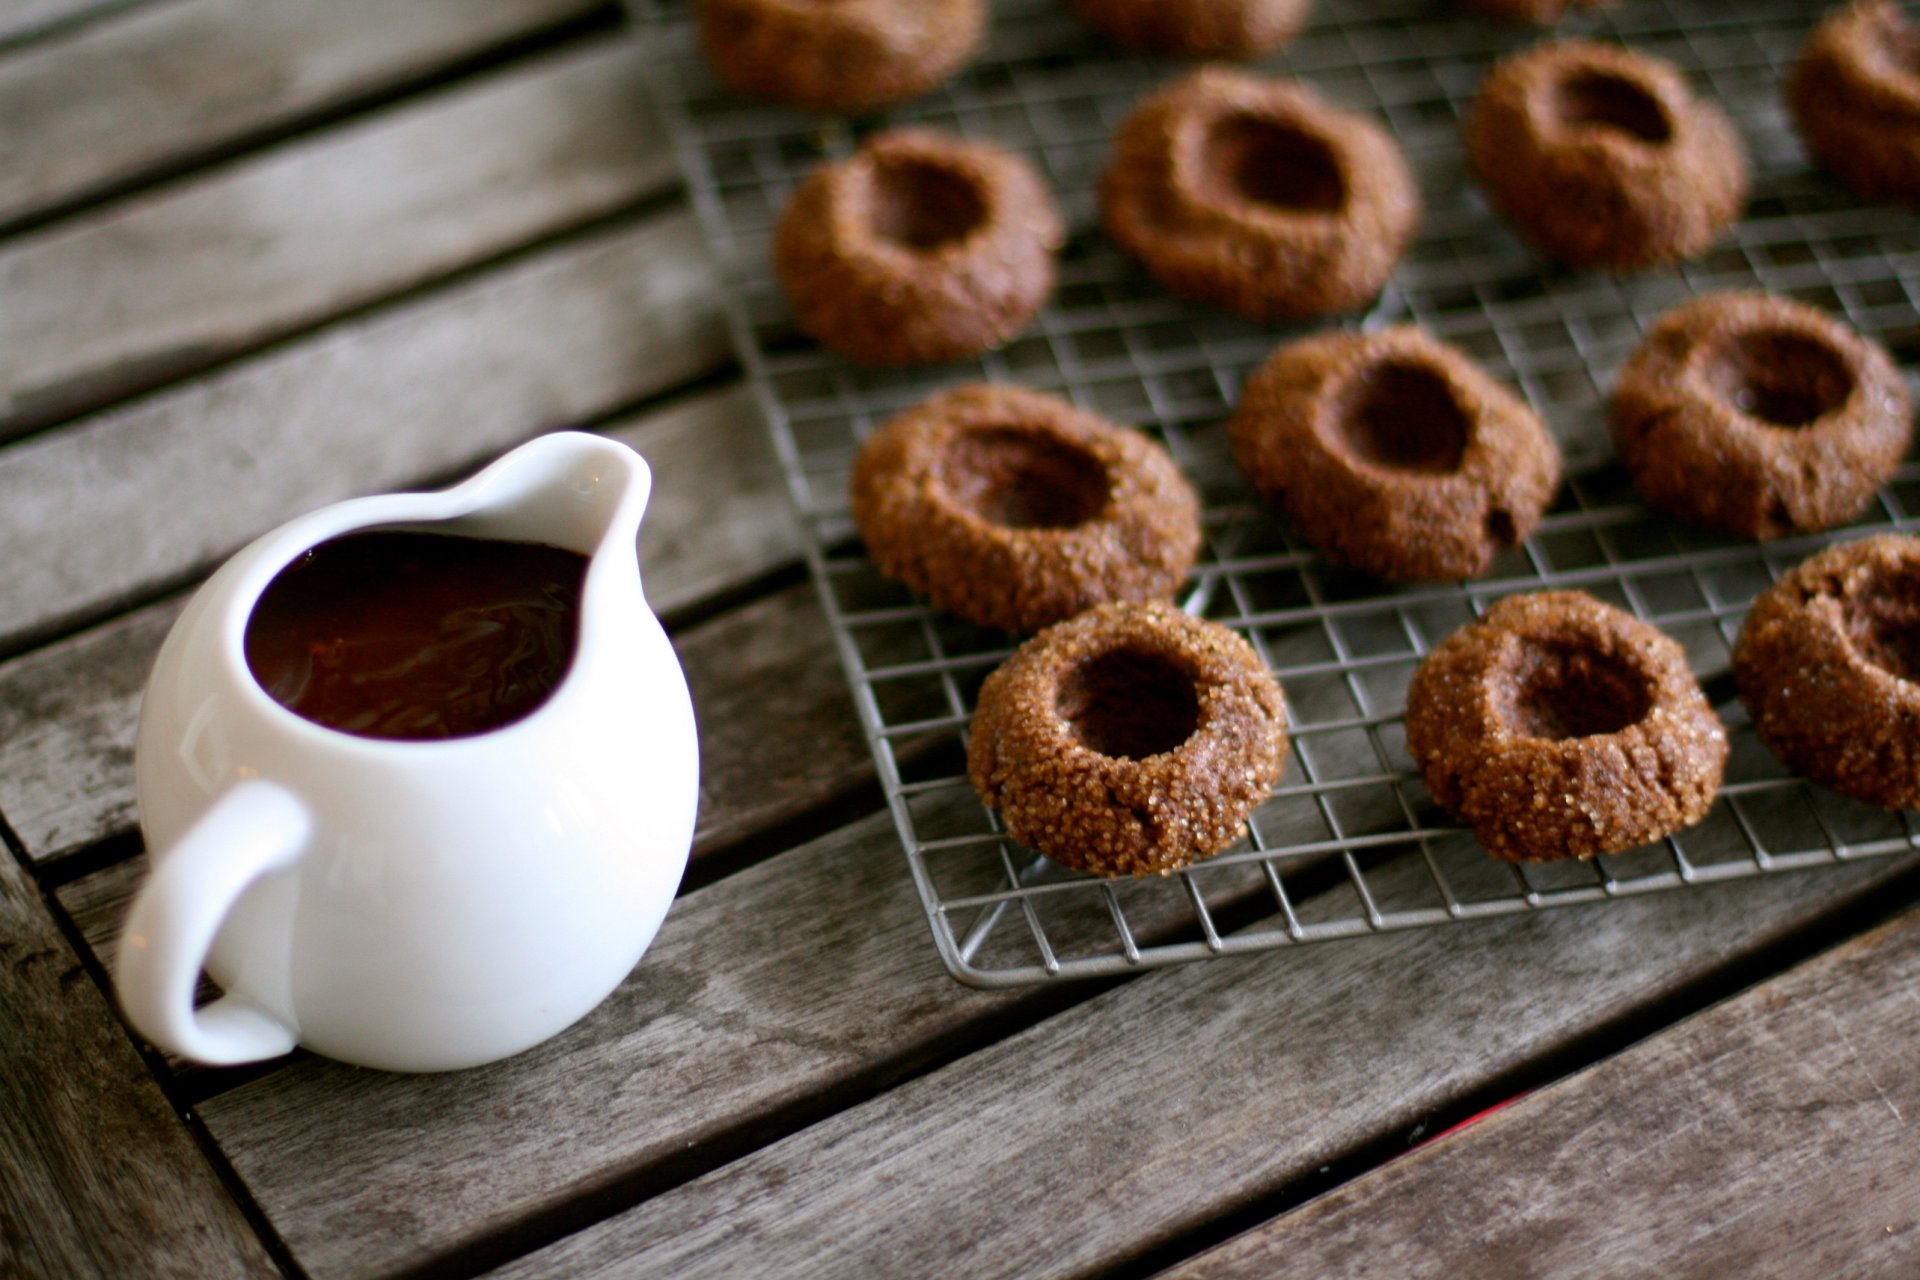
445 432 652 563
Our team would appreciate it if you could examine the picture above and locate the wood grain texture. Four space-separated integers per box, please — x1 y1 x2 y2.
0 36 670 440
1171 910 1920 1280
0 602 177 862
486 855 1920 1280
0 849 275 1279
195 798 1025 1280
0 211 724 664
683 584 873 856
600 382 794 623
0 0 605 228
0 0 151 48
0 381 781 864
181 796 1265 1276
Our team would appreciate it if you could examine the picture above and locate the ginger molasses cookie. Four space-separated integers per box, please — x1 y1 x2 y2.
1405 592 1728 862
700 0 984 114
1466 40 1748 270
850 385 1201 634
1736 535 1920 809
1790 0 1920 205
1610 292 1911 539
968 602 1289 877
1066 0 1309 59
1101 68 1420 323
1459 0 1614 22
1230 327 1562 581
776 130 1063 366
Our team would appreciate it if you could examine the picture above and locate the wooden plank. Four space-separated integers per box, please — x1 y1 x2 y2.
0 0 606 229
683 585 874 855
194 800 1021 1280
0 0 151 50
0 36 672 442
0 209 725 664
607 382 794 624
477 854 1920 1280
0 382 786 863
183 782 1275 1279
0 850 276 1278
1172 910 1920 1280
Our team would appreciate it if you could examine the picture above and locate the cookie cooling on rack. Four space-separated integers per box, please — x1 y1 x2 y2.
775 129 1062 366
1405 592 1728 863
1736 535 1920 810
850 385 1201 634
700 0 985 113
1789 0 1920 205
1101 68 1420 323
1610 292 1911 539
1229 326 1562 582
968 602 1289 877
1465 40 1747 270
1065 0 1309 58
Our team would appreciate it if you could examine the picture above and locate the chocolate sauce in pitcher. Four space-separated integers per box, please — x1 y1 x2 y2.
244 531 589 741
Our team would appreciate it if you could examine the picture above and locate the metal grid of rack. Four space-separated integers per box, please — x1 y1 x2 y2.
638 0 1920 986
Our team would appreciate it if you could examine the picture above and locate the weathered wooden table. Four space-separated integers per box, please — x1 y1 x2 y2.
5 2 1920 1276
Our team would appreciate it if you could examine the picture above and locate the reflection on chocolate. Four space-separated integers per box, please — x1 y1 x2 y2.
245 531 587 741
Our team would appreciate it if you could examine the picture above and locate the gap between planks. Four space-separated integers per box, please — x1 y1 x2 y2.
0 30 673 443
1168 906 1920 1280
0 207 727 671
0 0 618 235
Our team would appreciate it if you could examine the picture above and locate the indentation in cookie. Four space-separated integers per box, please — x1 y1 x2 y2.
1333 360 1470 475
1201 112 1345 213
943 426 1112 529
1554 69 1673 144
1839 556 1920 682
869 154 988 251
1055 646 1202 759
1703 328 1856 428
1504 638 1654 740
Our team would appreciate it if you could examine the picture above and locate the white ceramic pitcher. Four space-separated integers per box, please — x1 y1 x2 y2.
114 433 699 1072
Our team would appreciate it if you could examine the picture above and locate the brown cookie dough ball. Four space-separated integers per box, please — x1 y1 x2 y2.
699 0 985 114
968 602 1289 876
1610 292 1912 540
1065 0 1309 59
850 385 1202 633
1229 327 1563 581
1735 535 1920 809
775 130 1063 366
1789 1 1920 205
1405 592 1728 862
1465 40 1748 270
1458 0 1613 22
1101 68 1420 324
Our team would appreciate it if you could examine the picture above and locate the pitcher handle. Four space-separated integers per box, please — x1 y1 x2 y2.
114 780 309 1064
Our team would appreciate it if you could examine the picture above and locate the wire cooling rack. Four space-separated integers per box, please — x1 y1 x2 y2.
636 0 1920 986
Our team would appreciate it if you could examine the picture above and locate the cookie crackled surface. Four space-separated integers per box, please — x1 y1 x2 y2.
968 602 1289 877
776 129 1062 367
1229 326 1562 582
850 385 1200 634
700 0 985 113
1101 67 1419 323
1466 40 1747 270
1405 592 1728 863
1790 0 1920 205
1610 292 1911 539
1736 535 1920 809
